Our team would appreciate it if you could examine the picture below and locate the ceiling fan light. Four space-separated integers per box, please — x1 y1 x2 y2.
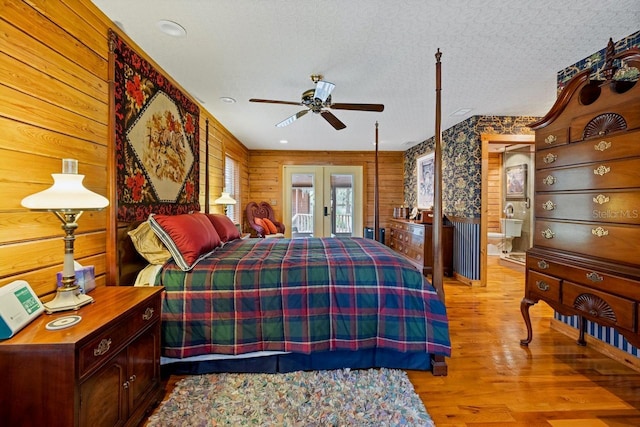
314 81 335 102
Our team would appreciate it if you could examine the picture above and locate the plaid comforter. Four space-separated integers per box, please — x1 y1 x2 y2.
156 237 451 359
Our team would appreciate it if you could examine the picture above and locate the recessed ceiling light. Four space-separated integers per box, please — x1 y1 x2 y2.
450 108 472 117
157 20 186 37
220 97 236 104
279 140 288 144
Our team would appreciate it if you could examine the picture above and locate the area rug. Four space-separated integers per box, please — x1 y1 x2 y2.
146 368 434 426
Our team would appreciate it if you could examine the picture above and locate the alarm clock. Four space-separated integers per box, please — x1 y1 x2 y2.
0 280 45 339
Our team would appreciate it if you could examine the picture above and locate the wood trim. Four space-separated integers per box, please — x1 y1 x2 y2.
550 318 640 372
480 133 534 287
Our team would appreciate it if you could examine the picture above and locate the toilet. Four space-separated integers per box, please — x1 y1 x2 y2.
487 218 523 255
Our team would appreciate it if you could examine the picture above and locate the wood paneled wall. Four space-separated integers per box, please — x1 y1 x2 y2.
247 150 404 234
0 0 248 296
487 152 502 232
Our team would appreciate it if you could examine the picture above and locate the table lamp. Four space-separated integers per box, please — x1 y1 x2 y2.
21 159 109 313
214 192 236 215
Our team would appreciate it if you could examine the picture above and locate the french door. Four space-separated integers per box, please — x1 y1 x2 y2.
283 165 363 238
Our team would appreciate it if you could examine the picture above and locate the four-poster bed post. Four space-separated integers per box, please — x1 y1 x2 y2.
374 121 380 242
205 118 210 214
432 48 444 299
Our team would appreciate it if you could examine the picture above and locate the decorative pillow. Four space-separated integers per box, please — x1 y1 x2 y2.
262 217 278 234
127 221 171 265
253 217 266 234
148 212 221 271
206 213 241 242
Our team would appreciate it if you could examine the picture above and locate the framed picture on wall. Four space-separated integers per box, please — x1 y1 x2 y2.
505 164 527 200
417 152 435 209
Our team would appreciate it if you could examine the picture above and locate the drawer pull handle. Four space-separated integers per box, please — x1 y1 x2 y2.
594 140 611 151
537 260 549 269
542 201 556 211
586 272 604 282
536 280 550 291
541 229 555 239
123 381 130 390
591 227 609 237
542 175 556 186
129 374 137 382
593 165 610 176
94 338 112 356
543 153 557 164
544 134 557 144
592 194 610 205
142 307 154 321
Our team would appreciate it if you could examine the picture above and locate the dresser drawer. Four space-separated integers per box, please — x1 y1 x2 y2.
79 313 133 378
527 271 561 303
527 254 640 300
535 157 640 192
535 129 640 170
563 281 636 332
79 296 160 377
534 190 640 225
534 220 640 265
536 126 569 149
128 293 162 336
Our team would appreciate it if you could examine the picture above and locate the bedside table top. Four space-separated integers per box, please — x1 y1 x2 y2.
0 286 163 346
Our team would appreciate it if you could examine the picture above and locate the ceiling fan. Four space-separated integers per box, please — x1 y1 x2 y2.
249 74 384 130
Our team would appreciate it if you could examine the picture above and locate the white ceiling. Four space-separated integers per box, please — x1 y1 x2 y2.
91 0 640 151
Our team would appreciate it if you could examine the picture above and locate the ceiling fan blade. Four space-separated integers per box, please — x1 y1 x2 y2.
330 103 385 112
320 111 346 130
276 109 309 127
250 98 302 106
314 80 335 102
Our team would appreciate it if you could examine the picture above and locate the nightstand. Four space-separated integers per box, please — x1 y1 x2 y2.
0 286 164 427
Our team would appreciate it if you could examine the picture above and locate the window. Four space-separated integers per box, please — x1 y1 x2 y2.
224 155 240 223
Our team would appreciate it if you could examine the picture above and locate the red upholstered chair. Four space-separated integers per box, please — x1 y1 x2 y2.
245 201 286 238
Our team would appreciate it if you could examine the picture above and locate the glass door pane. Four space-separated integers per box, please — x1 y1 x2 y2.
329 173 354 237
290 172 315 238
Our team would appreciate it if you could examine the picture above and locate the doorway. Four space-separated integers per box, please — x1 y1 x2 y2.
480 134 535 285
283 165 363 238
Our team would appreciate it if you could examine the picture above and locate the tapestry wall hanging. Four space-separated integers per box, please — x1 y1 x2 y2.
110 30 200 221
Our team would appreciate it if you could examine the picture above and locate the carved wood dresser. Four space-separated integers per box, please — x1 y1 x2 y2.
389 219 454 277
521 41 640 349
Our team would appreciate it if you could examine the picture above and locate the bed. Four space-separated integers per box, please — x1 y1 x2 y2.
118 212 450 375
111 49 450 375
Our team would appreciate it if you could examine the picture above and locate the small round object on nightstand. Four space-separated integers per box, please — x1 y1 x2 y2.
45 315 82 330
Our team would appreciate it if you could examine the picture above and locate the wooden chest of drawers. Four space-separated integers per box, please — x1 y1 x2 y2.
521 43 640 349
388 219 454 277
0 286 164 427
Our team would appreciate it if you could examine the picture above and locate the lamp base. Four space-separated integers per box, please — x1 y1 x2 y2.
44 288 94 314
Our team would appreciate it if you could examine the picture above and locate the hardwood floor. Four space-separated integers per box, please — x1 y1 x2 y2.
145 258 640 426
408 257 640 426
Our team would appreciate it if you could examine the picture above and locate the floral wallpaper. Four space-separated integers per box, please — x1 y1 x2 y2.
557 30 640 91
404 115 538 218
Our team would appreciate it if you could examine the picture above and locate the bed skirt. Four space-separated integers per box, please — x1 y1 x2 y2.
161 349 433 376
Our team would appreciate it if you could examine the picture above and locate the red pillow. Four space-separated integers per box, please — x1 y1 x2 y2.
262 217 278 234
149 213 221 271
206 214 241 242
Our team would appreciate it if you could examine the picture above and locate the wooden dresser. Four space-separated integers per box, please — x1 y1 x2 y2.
389 218 454 277
0 286 164 427
521 42 640 349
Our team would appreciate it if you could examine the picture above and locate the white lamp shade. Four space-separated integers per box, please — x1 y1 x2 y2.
22 173 109 211
214 192 237 205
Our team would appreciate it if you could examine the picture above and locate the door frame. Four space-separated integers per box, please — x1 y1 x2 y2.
282 165 364 238
480 133 535 286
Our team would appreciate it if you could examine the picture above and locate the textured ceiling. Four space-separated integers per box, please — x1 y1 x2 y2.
91 0 640 151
